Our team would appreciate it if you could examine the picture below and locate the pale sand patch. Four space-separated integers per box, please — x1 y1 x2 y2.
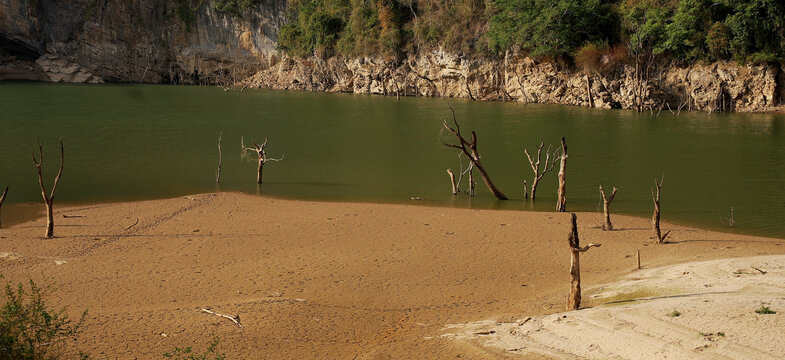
444 255 785 359
0 192 783 359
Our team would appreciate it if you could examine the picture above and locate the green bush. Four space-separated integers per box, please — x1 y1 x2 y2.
0 277 87 360
755 305 776 314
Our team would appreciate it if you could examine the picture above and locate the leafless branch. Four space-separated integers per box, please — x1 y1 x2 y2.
200 308 243 328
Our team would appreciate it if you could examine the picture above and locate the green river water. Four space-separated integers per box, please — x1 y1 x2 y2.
1 83 784 238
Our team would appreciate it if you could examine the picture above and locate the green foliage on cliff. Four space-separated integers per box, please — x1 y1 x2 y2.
486 0 618 59
211 0 265 17
276 0 785 64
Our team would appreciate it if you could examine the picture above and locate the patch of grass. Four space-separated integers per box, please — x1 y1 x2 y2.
669 310 681 317
164 338 225 360
755 306 776 314
717 332 725 337
0 276 88 359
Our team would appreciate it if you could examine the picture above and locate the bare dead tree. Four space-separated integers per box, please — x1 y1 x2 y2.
446 169 458 195
524 141 558 200
467 163 476 197
0 186 7 229
216 131 223 183
556 137 568 212
241 136 284 184
442 107 507 200
652 174 670 243
32 138 64 238
729 207 735 228
567 213 601 310
447 151 473 195
585 74 594 108
599 185 618 231
523 180 528 199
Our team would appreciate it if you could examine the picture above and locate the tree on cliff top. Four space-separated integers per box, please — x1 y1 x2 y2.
486 0 618 59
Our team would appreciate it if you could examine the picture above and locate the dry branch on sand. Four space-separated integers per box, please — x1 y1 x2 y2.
200 308 243 328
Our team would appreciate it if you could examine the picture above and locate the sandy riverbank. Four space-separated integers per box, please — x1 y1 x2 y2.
1 192 783 359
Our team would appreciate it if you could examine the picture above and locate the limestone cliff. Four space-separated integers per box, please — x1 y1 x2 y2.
242 51 784 113
0 0 285 83
0 1 782 113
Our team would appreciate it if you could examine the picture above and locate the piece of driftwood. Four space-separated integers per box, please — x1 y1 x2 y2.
636 250 641 270
567 213 601 310
124 218 140 231
200 308 243 328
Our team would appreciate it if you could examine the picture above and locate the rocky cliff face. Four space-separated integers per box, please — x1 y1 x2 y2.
0 0 285 83
243 50 784 113
1 1 782 112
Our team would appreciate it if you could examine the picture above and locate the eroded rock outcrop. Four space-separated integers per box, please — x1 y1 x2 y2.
244 51 783 113
1 0 781 113
0 0 285 84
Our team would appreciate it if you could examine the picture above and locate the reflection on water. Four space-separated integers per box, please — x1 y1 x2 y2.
0 83 784 238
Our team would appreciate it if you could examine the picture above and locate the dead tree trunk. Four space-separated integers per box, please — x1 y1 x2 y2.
599 185 618 231
242 136 284 184
447 169 458 195
442 107 507 200
524 141 557 200
556 137 568 212
523 180 528 199
652 174 670 243
0 186 7 229
32 139 64 238
567 213 601 310
585 74 594 108
216 131 223 183
468 163 476 197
